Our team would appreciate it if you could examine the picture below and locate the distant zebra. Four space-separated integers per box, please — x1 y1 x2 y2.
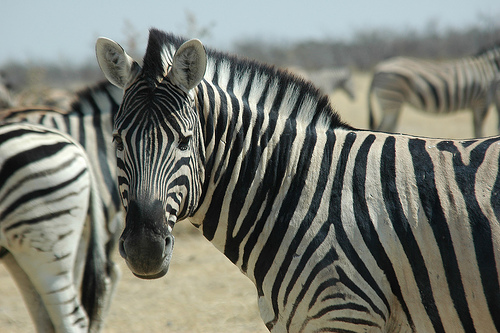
288 67 356 99
368 45 500 137
0 72 14 109
0 123 110 332
97 29 500 332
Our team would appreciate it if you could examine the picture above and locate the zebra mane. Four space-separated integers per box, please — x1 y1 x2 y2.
141 28 351 130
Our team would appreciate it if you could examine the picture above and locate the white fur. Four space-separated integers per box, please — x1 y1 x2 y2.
95 37 139 89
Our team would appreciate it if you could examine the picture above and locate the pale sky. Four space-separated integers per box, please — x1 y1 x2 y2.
1 0 499 65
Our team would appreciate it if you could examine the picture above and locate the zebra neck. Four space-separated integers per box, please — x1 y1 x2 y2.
192 84 350 278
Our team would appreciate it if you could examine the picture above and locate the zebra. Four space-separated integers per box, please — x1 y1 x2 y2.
0 123 111 332
0 82 124 330
0 81 124 261
96 28 500 332
368 45 500 137
0 72 15 110
288 67 356 99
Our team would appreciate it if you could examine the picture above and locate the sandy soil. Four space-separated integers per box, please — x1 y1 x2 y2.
0 72 498 333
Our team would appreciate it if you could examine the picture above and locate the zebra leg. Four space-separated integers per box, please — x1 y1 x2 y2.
100 213 123 318
376 100 403 133
472 106 488 137
2 252 54 333
495 81 500 134
10 234 90 333
5 205 91 333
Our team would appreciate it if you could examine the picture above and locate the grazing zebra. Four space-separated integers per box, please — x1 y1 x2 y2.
0 123 110 332
288 67 356 99
96 29 500 332
368 45 500 137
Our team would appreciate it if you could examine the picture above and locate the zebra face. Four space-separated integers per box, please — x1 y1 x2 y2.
113 79 206 279
97 35 207 279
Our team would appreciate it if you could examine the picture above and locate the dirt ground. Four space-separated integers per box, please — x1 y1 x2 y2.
0 72 498 332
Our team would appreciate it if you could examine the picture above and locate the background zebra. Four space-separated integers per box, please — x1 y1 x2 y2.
0 81 124 266
97 29 500 332
0 72 14 110
0 123 112 332
287 67 356 99
368 45 500 137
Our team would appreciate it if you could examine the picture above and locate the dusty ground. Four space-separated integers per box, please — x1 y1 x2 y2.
0 72 498 333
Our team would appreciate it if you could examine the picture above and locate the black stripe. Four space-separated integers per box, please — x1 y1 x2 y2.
328 131 387 321
491 152 500 223
0 128 39 145
87 94 121 212
2 168 87 223
381 136 445 332
283 221 332 307
419 73 440 110
391 73 426 107
202 77 278 242
276 129 335 311
224 98 264 260
0 141 68 191
409 138 474 331
212 85 229 183
438 139 500 331
238 89 313 277
246 116 298 284
352 134 414 329
286 247 339 331
196 83 216 205
5 208 76 232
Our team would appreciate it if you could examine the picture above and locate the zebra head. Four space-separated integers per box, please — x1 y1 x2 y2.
96 32 207 279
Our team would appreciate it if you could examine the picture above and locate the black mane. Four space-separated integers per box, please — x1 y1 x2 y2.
142 29 186 84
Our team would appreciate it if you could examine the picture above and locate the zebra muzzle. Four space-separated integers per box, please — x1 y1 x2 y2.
119 199 175 279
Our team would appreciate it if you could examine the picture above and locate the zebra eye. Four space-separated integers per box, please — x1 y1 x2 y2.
178 135 191 151
113 134 124 151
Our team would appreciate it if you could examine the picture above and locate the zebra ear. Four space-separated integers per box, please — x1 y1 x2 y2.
96 37 141 89
169 39 207 91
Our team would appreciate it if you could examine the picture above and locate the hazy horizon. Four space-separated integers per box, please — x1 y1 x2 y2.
1 0 499 66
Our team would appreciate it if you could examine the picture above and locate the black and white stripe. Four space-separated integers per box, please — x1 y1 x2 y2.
0 82 124 253
0 82 123 331
97 29 500 332
0 123 110 332
368 46 500 137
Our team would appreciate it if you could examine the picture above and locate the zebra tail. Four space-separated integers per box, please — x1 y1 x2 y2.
81 165 109 331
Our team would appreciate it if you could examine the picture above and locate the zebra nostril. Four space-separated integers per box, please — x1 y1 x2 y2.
118 238 127 259
165 234 174 253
